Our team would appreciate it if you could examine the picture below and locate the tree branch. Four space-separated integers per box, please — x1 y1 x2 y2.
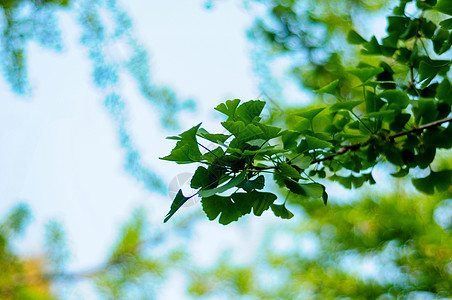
311 116 452 164
388 116 452 141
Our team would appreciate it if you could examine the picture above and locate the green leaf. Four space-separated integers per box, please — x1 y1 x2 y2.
238 175 265 192
235 100 266 123
329 173 375 189
253 192 278 216
347 30 367 45
348 67 384 83
421 19 437 39
391 167 409 178
202 147 225 163
432 29 451 55
197 128 229 145
201 195 243 225
288 155 311 169
305 135 333 150
439 18 452 29
281 130 300 149
322 186 328 205
256 123 282 140
280 162 302 179
387 16 410 36
330 100 363 112
435 0 452 15
436 79 452 105
164 190 191 223
246 139 269 148
302 183 325 199
222 121 264 142
296 107 325 120
379 90 410 108
215 99 240 118
284 180 307 196
419 61 437 85
198 172 246 198
361 36 382 55
413 99 439 125
161 123 202 164
191 166 211 189
314 79 339 95
412 170 452 194
271 204 294 219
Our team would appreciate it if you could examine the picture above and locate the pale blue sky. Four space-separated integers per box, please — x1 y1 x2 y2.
0 0 264 273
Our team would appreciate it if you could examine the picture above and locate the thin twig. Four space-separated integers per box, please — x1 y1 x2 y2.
311 116 452 164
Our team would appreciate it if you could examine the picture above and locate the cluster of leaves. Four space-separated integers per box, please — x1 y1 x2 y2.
186 189 452 298
163 0 452 224
246 0 391 103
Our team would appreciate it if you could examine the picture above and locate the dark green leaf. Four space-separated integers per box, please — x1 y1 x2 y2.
435 0 452 15
361 36 382 55
347 30 367 45
164 190 191 223
271 204 294 219
412 170 452 194
198 172 246 198
238 175 265 192
197 128 229 145
281 130 300 149
379 90 410 108
161 123 202 164
191 166 211 189
391 167 410 178
201 195 243 225
202 147 225 163
280 162 302 179
439 18 452 29
250 191 277 216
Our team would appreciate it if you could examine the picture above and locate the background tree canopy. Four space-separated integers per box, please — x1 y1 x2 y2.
1 0 451 299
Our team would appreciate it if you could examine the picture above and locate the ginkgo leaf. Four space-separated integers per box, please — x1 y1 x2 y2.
198 172 246 198
348 67 384 82
379 90 410 108
164 190 191 223
215 99 240 118
347 30 367 45
279 162 302 179
296 107 325 120
412 170 452 194
314 79 339 95
435 0 452 16
160 123 202 164
271 204 294 219
330 100 363 111
305 135 333 150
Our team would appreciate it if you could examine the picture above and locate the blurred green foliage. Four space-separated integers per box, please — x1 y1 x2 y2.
0 204 56 300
